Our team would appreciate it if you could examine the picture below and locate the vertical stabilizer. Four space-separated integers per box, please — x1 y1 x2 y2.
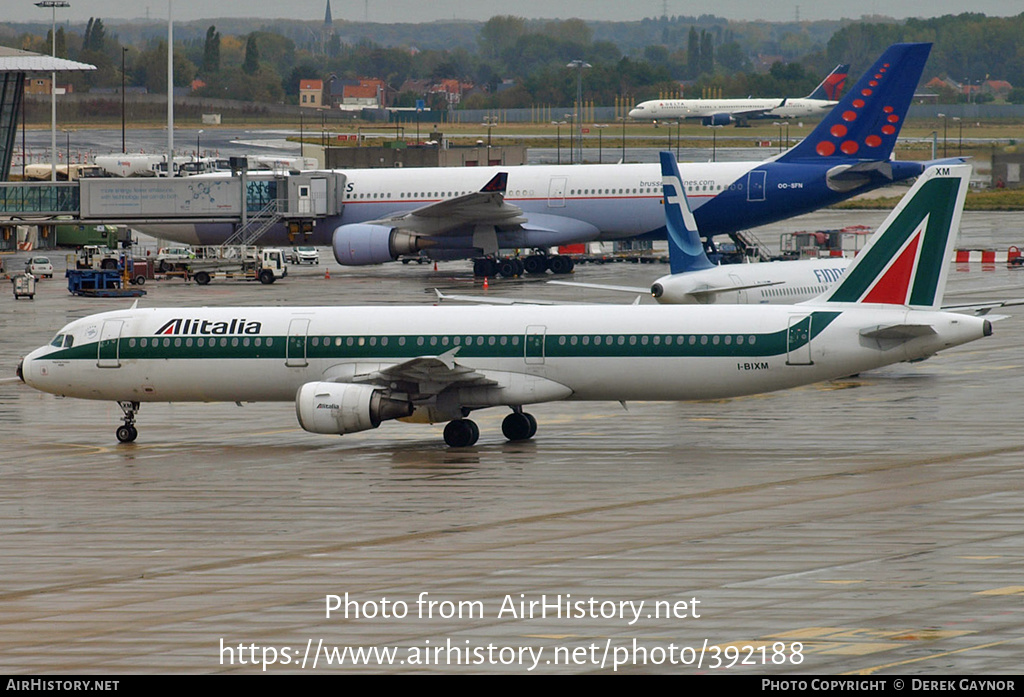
806 63 850 101
813 164 971 309
660 151 715 274
780 43 931 164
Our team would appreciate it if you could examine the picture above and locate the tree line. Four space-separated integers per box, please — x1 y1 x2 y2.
9 12 1024 108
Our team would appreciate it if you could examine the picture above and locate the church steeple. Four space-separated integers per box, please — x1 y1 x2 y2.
324 0 333 28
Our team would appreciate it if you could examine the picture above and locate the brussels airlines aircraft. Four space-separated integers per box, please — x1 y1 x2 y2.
554 150 850 304
628 63 850 126
19 166 994 448
553 153 1018 314
139 44 932 274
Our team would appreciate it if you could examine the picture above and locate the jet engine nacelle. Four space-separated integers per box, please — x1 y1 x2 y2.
702 113 735 127
650 276 703 304
295 382 413 435
332 224 422 266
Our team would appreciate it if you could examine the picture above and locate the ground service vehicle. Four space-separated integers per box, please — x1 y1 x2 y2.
184 247 288 285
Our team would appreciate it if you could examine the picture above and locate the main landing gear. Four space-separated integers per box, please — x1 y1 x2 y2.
442 408 538 447
116 401 140 443
472 253 574 278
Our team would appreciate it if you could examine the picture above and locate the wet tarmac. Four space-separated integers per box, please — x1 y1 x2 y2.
1 210 1023 674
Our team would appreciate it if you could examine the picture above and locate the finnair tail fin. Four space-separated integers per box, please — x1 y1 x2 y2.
812 164 971 310
660 151 715 274
806 63 850 101
780 43 931 164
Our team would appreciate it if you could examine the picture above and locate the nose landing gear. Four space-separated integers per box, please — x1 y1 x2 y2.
116 401 140 443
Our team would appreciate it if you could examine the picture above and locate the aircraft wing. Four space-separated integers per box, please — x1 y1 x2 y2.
548 279 784 299
363 172 526 235
434 289 637 306
350 348 500 393
547 280 650 294
435 289 557 305
687 280 785 299
730 106 780 120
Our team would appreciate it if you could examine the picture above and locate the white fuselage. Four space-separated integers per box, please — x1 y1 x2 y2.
652 257 850 304
21 304 988 409
628 97 836 121
135 161 754 246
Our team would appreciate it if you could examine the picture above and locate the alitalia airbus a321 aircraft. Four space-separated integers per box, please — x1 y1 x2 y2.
18 165 997 448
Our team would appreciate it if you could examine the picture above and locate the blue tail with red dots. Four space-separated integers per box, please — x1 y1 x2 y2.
779 43 931 164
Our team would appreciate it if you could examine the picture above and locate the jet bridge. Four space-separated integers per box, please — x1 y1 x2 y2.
0 171 347 246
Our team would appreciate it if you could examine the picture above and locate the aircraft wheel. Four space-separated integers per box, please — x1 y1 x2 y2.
524 255 548 274
498 258 517 278
116 425 138 443
512 258 525 276
194 271 211 285
524 412 537 438
473 258 495 277
443 419 479 447
502 412 537 441
549 255 574 274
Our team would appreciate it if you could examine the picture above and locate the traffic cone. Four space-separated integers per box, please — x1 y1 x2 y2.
433 260 438 271
324 267 331 280
483 276 489 289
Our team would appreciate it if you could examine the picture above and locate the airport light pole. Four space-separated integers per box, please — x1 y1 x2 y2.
566 60 590 165
595 124 607 164
121 47 128 153
953 116 962 155
619 116 626 163
565 113 574 164
36 1 70 183
937 113 948 158
196 129 203 160
553 121 565 165
62 127 71 168
483 115 498 150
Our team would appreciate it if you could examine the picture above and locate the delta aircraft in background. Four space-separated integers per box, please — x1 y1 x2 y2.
138 44 939 277
627 63 850 126
18 165 997 448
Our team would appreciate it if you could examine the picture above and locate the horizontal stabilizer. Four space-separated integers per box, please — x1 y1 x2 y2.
941 298 1024 316
860 324 936 340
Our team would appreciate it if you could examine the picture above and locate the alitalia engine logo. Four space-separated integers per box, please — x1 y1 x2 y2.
155 318 263 335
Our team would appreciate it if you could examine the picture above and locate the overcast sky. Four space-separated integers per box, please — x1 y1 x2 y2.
5 0 1023 24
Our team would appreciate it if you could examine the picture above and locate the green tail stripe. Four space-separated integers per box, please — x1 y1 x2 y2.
826 176 961 305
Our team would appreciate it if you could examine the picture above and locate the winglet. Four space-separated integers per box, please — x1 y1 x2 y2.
480 172 508 193
660 151 715 274
780 43 930 163
814 164 971 310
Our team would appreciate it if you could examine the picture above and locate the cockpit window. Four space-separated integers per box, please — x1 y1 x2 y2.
49 334 73 348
